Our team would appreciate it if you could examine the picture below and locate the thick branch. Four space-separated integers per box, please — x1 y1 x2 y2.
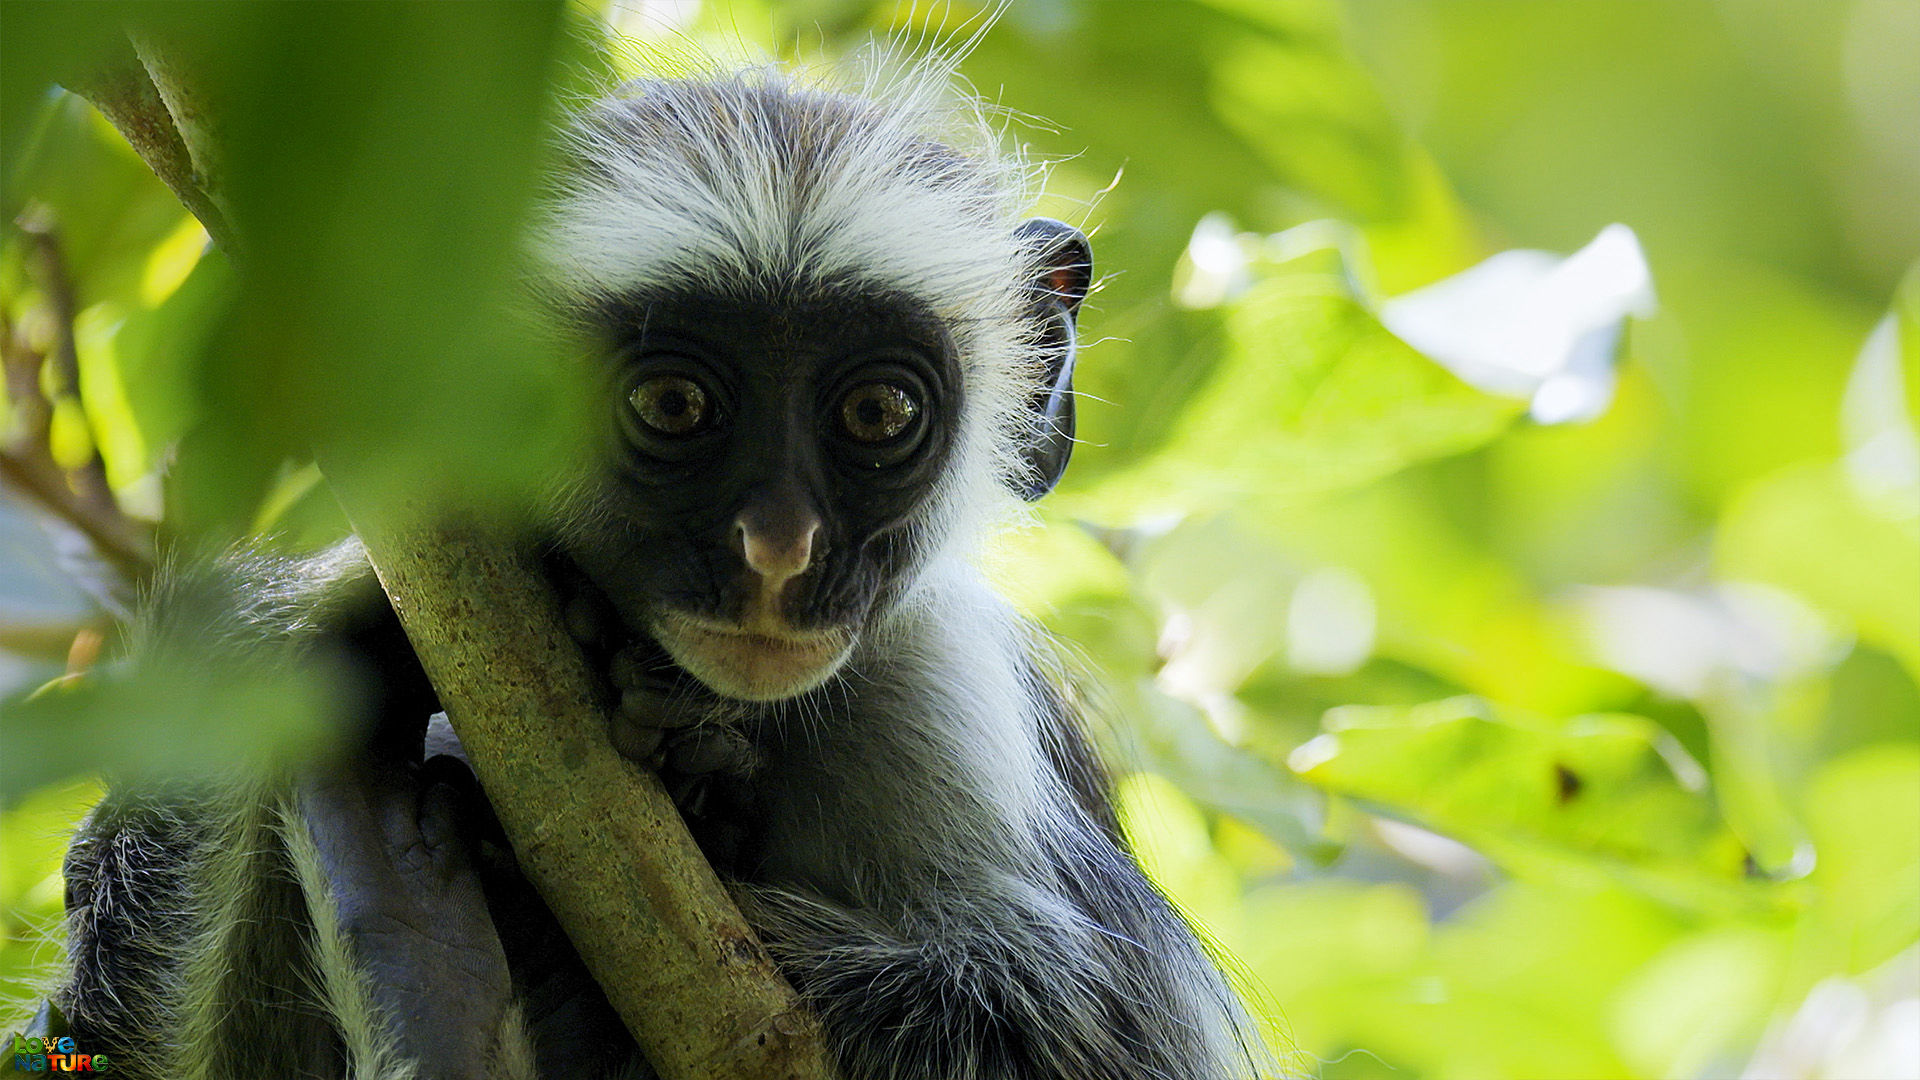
355 522 838 1080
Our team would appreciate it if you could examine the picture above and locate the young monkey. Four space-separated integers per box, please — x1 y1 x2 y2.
52 62 1269 1080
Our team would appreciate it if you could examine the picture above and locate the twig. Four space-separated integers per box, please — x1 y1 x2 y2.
0 294 152 584
19 217 119 519
0 449 151 583
1 310 52 447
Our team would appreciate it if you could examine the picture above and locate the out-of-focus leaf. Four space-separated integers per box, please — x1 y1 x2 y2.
1067 278 1519 521
0 655 345 802
123 2 592 540
6 93 192 309
86 246 232 487
1207 35 1410 224
1569 584 1837 703
1380 224 1654 424
0 2 134 217
1610 927 1786 1080
1717 462 1920 682
0 778 99 1006
1290 696 1760 905
1127 678 1332 864
1345 2 1898 287
1647 258 1876 503
1409 883 1675 1079
1797 745 1920 977
1234 878 1429 1068
1237 471 1626 715
1839 306 1920 519
1823 648 1920 762
1479 365 1688 587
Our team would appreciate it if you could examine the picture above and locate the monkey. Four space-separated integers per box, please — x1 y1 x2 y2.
42 62 1269 1080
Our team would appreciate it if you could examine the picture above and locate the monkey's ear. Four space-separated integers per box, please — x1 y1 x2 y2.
1013 218 1092 501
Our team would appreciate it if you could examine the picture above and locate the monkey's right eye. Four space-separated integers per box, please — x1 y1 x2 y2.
630 375 712 437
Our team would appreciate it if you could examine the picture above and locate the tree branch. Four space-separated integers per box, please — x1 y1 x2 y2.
19 218 119 523
355 521 837 1080
0 450 150 586
0 300 152 588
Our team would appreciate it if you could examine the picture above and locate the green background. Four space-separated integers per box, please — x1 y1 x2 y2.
2 2 1915 1077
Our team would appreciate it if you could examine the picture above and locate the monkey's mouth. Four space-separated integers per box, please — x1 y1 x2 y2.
649 612 854 702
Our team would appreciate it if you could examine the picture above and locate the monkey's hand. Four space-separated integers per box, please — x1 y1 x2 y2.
607 646 761 874
545 549 761 871
300 754 512 1080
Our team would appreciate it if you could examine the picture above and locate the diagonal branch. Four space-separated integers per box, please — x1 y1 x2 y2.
353 519 838 1080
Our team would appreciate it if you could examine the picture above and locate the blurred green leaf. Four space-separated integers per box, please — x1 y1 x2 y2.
0 655 345 802
0 779 99 1008
131 1 592 539
1646 258 1876 503
1291 697 1759 904
1068 278 1519 521
1717 462 1920 682
1610 926 1785 1078
1797 745 1920 976
5 94 192 310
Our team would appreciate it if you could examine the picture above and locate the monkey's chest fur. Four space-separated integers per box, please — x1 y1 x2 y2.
442 561 870 1074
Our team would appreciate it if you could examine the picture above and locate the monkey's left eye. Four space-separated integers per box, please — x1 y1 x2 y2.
839 382 920 444
630 375 713 437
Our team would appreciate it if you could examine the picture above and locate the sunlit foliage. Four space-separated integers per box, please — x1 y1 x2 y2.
2 2 1915 1076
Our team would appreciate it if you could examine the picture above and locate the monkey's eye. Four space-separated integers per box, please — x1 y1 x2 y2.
840 382 920 443
630 375 712 437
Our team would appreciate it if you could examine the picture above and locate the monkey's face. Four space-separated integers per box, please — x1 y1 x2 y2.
561 286 963 702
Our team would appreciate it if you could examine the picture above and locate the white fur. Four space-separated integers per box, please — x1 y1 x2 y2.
539 59 1046 558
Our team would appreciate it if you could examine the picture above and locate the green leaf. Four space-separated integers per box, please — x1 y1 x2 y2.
0 779 101 1011
0 655 346 802
1289 696 1759 905
135 2 591 539
1067 278 1519 521
1797 745 1920 975
1717 462 1920 682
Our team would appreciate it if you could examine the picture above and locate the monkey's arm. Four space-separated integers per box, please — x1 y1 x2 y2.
55 547 542 1080
295 752 524 1080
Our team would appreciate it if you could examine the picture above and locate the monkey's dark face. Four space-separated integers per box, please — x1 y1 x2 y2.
563 287 962 701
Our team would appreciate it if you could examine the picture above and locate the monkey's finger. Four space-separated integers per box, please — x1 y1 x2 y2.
666 725 755 776
416 754 483 865
610 714 666 761
298 771 406 897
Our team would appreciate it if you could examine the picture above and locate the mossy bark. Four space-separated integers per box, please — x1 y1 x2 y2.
357 523 837 1080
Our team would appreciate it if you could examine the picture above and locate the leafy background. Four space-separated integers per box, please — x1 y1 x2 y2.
2 2 1916 1077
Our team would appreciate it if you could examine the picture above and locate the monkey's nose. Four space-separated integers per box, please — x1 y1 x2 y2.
735 510 820 587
